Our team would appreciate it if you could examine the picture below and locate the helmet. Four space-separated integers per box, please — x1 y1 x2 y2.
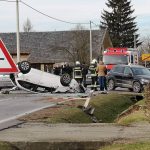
92 59 97 64
75 61 80 65
91 59 97 65
91 60 95 65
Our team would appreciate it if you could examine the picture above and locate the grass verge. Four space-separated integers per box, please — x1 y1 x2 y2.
0 142 18 150
90 93 135 123
100 142 150 150
19 93 136 124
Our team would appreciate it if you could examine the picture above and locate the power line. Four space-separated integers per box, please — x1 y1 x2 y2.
0 0 100 28
20 0 90 25
91 21 100 28
0 0 16 2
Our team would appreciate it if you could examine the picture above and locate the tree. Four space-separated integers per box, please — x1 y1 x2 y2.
101 0 141 47
71 25 90 64
140 36 150 53
23 18 33 32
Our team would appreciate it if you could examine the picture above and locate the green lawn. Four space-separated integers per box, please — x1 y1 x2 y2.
45 93 136 123
0 142 17 150
19 93 140 124
90 93 136 123
100 142 150 150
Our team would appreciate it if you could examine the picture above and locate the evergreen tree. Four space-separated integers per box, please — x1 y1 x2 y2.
101 0 141 47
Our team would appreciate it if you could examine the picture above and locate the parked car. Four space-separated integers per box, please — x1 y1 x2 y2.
107 64 150 93
0 74 14 90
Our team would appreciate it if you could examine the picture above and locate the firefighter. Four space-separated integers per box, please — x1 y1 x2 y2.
73 61 82 84
73 61 85 93
89 59 97 91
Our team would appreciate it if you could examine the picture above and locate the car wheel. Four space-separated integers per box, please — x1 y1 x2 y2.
60 73 71 86
18 61 31 74
133 81 141 93
108 79 115 90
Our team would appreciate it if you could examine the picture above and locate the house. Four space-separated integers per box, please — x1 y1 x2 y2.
0 27 112 71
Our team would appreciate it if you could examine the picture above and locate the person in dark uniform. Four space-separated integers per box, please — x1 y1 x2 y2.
82 62 88 88
89 59 97 91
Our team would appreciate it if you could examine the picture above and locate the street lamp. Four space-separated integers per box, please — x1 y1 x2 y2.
90 21 92 63
16 0 20 63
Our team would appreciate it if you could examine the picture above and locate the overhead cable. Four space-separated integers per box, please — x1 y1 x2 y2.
0 0 16 2
20 0 90 25
91 21 100 27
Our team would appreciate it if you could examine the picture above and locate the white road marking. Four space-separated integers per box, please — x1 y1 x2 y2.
0 98 13 102
0 103 56 124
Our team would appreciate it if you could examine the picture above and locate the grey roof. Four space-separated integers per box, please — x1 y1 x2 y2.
0 29 106 63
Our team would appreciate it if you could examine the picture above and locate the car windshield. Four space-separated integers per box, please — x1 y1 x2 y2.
103 55 128 65
131 67 150 75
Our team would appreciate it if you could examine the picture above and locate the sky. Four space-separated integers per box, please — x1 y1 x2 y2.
0 0 150 37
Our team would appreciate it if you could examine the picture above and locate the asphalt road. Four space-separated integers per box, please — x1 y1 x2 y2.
0 91 55 124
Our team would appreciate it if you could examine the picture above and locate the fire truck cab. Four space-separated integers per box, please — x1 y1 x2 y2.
103 48 139 71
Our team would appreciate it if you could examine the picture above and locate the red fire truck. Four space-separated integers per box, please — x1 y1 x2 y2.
103 48 139 71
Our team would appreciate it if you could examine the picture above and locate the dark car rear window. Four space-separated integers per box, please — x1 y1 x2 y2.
112 66 125 74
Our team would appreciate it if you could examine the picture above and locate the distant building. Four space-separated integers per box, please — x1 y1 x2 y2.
0 27 112 71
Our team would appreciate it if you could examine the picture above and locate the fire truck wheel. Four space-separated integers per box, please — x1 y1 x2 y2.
60 73 71 86
107 79 115 90
133 81 141 93
18 61 31 74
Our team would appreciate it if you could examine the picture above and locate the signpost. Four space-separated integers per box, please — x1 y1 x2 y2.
0 39 18 74
142 54 150 61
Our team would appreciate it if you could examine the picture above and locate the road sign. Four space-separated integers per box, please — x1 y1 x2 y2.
0 39 18 73
142 54 150 61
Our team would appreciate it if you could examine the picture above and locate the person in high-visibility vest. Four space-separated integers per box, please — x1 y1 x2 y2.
73 61 83 84
89 59 97 91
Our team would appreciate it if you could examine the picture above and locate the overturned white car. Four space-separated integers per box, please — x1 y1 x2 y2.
10 61 80 93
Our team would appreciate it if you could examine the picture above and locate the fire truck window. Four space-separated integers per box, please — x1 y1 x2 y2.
103 55 128 65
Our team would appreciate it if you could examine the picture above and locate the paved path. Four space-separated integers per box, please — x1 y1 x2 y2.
0 123 150 142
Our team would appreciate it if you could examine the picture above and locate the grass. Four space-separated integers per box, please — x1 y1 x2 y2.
117 110 149 125
19 93 138 124
0 142 17 150
90 93 135 123
100 142 150 150
44 93 136 123
46 107 92 123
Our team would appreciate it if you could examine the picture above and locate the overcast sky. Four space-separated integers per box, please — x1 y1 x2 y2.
0 0 149 37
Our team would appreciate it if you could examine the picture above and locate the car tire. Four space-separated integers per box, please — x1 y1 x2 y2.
108 79 115 90
18 61 31 74
60 73 72 86
133 81 141 93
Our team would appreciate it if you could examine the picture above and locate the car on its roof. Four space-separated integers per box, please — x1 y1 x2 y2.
107 64 150 93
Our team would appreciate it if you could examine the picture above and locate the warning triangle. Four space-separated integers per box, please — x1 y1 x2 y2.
0 39 18 73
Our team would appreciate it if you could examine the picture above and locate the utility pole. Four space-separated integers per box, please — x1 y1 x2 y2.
134 34 136 49
16 0 20 63
90 21 92 62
